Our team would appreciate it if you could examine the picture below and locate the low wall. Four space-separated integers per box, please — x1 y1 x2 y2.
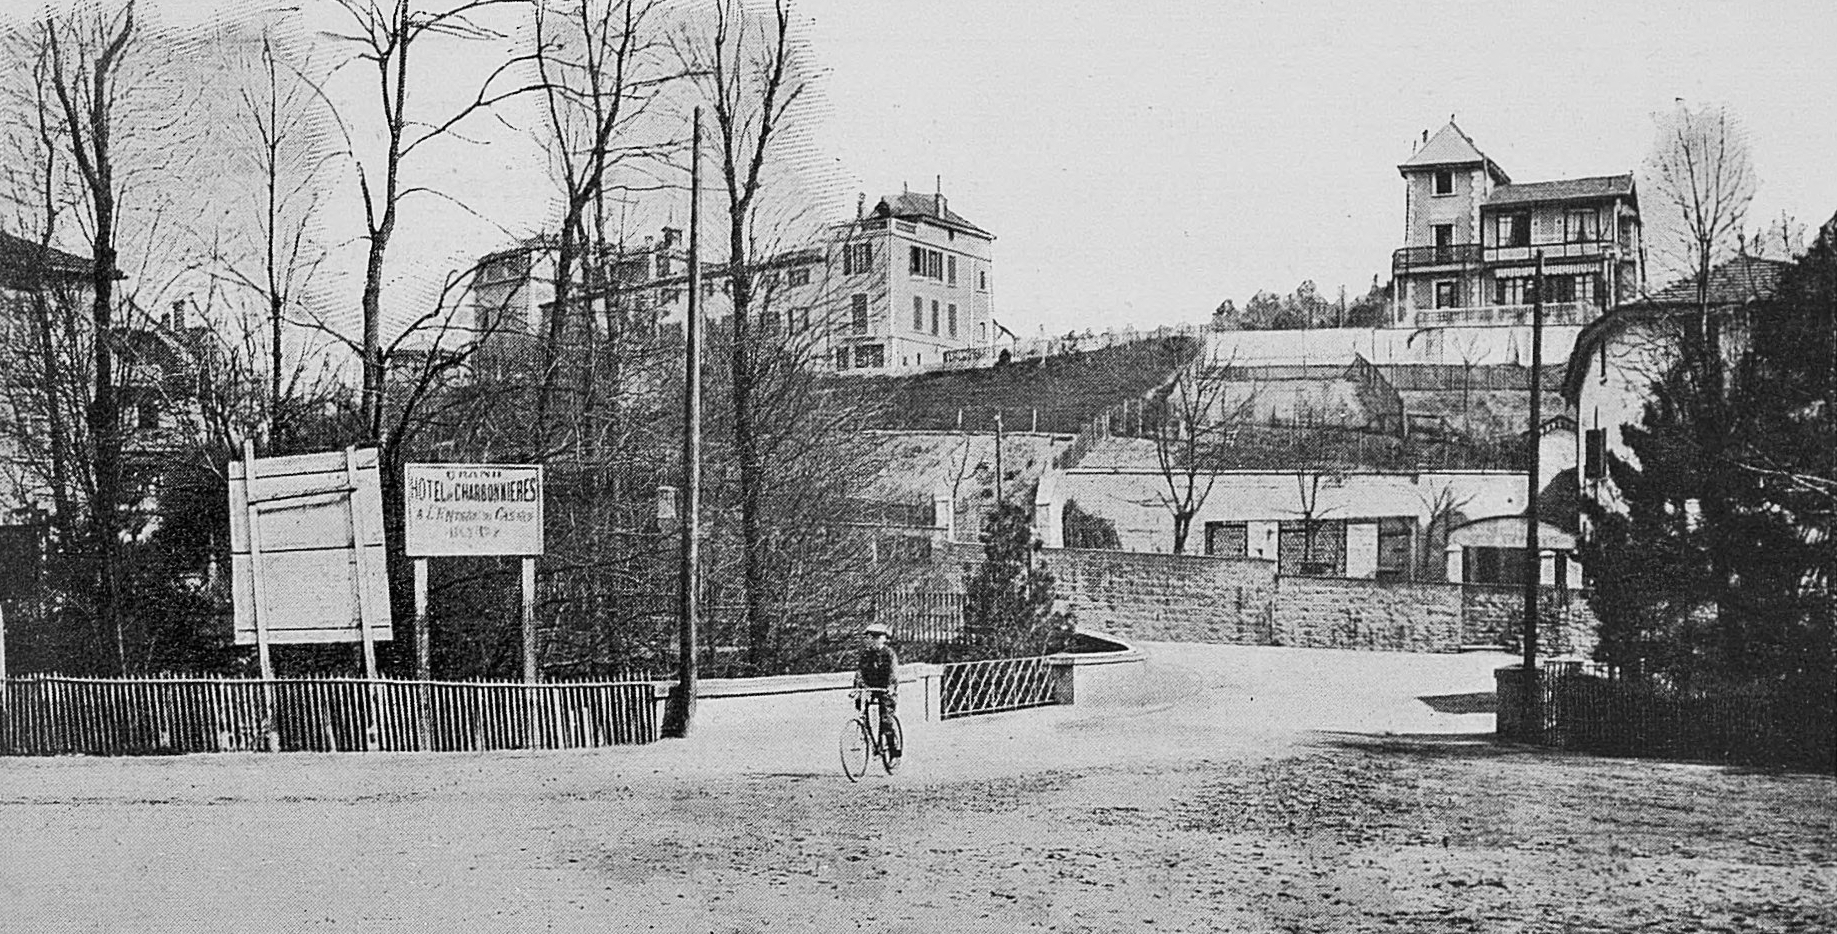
1047 631 1150 707
1038 547 1594 655
1463 585 1601 657
1040 547 1277 644
1271 577 1462 652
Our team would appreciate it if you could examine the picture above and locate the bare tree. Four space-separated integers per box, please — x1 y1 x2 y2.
1644 102 1757 320
1415 478 1474 582
526 0 673 457
1288 466 1345 576
326 0 543 443
1144 363 1254 554
675 0 810 669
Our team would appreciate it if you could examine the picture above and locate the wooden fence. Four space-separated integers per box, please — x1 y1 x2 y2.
872 592 967 645
939 655 1060 720
1536 662 1834 772
0 674 661 756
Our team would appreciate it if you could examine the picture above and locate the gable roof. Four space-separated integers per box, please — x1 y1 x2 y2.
1399 122 1512 184
1487 174 1636 208
1646 254 1790 306
0 229 91 290
871 192 991 238
1559 254 1794 401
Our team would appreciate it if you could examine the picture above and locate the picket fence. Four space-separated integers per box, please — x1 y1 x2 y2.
0 674 660 756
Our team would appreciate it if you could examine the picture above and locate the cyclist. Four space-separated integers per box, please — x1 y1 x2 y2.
853 622 902 760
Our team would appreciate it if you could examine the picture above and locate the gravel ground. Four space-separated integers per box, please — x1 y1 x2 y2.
1 645 1830 933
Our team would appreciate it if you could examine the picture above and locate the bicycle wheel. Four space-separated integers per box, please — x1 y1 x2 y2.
839 719 871 782
879 713 904 774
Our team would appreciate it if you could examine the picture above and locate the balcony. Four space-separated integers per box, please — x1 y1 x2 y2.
1392 243 1483 275
1483 239 1620 266
1411 301 1600 328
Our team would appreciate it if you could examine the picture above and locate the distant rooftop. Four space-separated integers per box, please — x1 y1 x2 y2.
1647 254 1791 306
0 229 91 290
871 191 991 238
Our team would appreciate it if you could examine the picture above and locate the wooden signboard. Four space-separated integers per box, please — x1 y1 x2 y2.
229 446 392 647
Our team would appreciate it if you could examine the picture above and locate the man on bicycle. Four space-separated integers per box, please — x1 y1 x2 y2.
853 623 901 759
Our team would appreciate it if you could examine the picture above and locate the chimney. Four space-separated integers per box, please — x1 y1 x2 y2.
168 298 185 329
661 226 681 249
856 192 865 220
936 175 945 214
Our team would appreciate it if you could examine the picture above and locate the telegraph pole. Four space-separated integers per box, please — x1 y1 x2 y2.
1522 251 1545 674
663 110 702 739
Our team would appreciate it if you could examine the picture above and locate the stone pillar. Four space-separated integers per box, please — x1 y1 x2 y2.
932 487 954 545
1444 544 1463 584
1047 655 1076 706
1494 664 1542 742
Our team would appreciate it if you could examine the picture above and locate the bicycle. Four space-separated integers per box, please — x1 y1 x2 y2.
839 688 903 781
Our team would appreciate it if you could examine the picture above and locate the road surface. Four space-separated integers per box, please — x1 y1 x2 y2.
2 644 1831 932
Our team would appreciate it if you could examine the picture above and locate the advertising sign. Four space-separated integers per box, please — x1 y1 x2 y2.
230 447 392 646
404 463 545 557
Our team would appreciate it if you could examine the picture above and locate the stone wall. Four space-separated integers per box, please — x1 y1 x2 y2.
1038 547 1277 645
1462 585 1600 658
1270 577 1462 652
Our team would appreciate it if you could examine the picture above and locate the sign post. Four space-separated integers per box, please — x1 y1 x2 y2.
402 463 546 744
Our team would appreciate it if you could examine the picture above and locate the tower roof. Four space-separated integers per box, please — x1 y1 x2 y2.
871 192 991 238
1399 122 1511 184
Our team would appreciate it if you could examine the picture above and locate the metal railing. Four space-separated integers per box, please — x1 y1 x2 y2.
1392 243 1483 274
1411 301 1599 328
939 655 1059 720
1483 239 1620 264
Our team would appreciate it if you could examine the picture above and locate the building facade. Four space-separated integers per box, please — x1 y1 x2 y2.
1391 122 1644 330
465 187 1001 377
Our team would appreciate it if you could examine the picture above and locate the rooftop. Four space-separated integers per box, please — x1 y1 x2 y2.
871 191 992 238
1646 254 1791 306
0 229 91 290
1398 122 1512 184
1486 174 1636 208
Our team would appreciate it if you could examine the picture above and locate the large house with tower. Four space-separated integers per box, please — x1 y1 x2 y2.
1390 121 1645 331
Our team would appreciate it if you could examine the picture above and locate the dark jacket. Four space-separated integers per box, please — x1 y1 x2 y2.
855 644 899 690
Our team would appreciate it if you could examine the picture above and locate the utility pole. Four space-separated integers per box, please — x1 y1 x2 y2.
663 110 702 739
994 409 1005 504
1522 251 1545 675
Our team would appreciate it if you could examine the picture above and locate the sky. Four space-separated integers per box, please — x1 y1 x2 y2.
2 0 1833 346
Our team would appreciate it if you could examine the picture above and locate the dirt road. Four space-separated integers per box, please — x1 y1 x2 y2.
2 645 1831 932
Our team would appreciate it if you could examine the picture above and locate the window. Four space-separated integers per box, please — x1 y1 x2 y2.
947 303 958 338
1565 208 1598 243
136 399 159 431
1433 169 1454 195
978 269 988 291
1376 517 1414 582
1575 274 1598 306
1434 281 1457 309
788 267 810 287
1465 546 1531 586
1204 521 1248 558
930 300 939 336
1584 428 1607 479
978 322 988 342
912 296 924 331
908 246 943 279
1432 224 1454 262
1495 276 1531 306
758 309 779 334
835 347 851 371
1493 213 1530 248
851 293 869 334
947 255 957 287
1279 520 1346 576
842 242 872 275
1598 343 1608 383
854 344 885 369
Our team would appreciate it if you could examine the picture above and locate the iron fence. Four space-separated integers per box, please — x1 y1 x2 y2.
939 655 1059 720
1535 662 1834 772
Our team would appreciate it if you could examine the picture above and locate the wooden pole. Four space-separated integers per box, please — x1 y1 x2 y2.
414 557 431 749
345 447 381 751
663 108 703 739
241 440 281 753
1523 252 1545 677
521 556 537 684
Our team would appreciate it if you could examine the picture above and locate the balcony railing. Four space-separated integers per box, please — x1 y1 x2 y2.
1411 301 1600 328
1483 239 1620 265
1392 243 1483 275
1396 239 1628 275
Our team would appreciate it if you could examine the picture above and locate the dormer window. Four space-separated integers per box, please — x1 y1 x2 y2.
1433 170 1455 196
